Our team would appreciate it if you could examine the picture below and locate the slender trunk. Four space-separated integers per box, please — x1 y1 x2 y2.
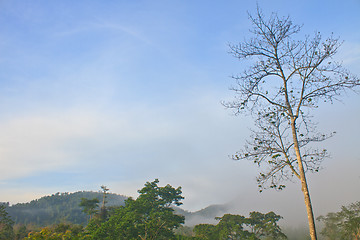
102 193 106 209
290 119 317 240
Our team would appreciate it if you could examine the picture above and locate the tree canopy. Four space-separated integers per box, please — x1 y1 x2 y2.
87 179 185 240
193 211 287 240
79 198 100 221
25 223 84 240
317 201 360 240
0 204 14 240
7 191 126 227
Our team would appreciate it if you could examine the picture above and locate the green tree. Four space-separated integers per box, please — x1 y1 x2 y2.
25 223 84 240
0 204 14 240
224 7 359 240
193 224 218 240
247 211 287 239
88 179 185 240
79 198 99 221
193 212 286 240
6 191 126 226
14 224 29 240
174 225 195 238
216 214 255 239
317 201 360 240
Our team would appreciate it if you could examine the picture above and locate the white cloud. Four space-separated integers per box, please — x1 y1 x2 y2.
0 89 253 208
0 110 99 180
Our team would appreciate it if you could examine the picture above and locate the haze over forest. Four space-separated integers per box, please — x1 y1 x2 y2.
0 0 359 228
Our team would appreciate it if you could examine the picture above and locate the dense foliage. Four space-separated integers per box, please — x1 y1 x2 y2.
0 203 15 239
317 201 360 240
3 181 358 240
86 179 185 239
193 212 287 240
25 223 84 240
79 198 99 221
6 191 126 226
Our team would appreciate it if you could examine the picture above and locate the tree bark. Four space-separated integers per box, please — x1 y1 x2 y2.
290 119 317 240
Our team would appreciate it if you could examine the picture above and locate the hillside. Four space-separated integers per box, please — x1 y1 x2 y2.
178 204 231 226
4 191 228 227
6 191 127 226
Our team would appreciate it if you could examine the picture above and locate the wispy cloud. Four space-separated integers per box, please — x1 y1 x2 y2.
0 110 98 180
53 21 152 45
338 42 360 68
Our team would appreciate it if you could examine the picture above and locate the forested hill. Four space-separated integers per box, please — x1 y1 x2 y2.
179 204 231 226
4 191 230 227
5 191 127 226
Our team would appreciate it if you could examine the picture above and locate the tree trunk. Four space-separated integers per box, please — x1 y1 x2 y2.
290 119 318 240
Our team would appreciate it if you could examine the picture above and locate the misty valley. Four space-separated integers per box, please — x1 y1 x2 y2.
1 180 359 239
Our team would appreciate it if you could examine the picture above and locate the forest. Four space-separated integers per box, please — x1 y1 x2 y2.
1 2 359 240
1 179 359 239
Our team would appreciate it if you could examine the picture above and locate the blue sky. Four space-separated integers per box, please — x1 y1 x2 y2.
1 0 359 224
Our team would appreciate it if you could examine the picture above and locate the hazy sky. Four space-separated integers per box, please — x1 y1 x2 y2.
0 0 359 225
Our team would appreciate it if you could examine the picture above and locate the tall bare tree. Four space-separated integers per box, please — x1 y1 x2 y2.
224 7 359 240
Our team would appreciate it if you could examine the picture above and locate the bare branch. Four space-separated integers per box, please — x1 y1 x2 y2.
225 7 360 239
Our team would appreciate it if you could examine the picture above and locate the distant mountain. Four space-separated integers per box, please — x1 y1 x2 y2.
6 191 127 226
5 191 229 227
178 204 231 226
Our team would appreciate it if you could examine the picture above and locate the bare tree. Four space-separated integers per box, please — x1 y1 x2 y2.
224 7 359 240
